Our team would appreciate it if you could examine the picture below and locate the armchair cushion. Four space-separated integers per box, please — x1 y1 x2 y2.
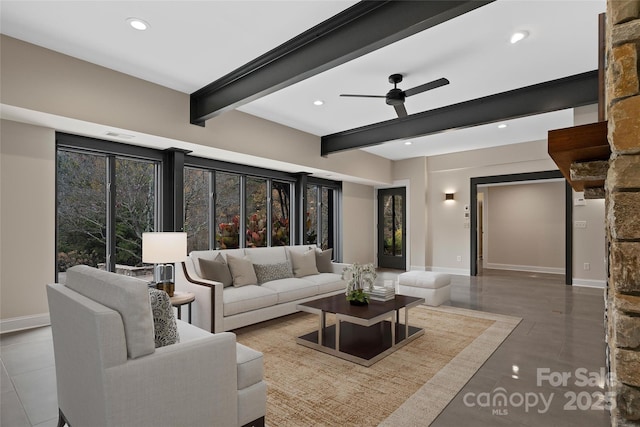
65 265 155 359
148 288 179 347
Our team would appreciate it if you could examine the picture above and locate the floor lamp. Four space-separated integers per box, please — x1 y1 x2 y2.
142 232 187 297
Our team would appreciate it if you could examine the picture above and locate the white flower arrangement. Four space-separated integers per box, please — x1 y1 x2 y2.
342 263 377 304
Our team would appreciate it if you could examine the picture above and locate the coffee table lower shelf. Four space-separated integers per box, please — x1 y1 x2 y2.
296 321 424 367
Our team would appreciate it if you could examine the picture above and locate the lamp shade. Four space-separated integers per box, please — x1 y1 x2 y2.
142 232 187 263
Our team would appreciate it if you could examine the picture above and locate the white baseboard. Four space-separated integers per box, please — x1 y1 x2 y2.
0 313 50 334
572 278 606 289
418 266 470 276
485 263 565 275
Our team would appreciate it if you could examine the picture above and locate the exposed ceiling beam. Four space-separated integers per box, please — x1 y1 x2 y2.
190 0 494 126
321 70 599 156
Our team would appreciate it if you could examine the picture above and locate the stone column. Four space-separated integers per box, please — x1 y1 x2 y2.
606 1 640 425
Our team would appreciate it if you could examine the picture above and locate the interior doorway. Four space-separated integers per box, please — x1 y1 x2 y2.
470 170 573 285
377 187 406 270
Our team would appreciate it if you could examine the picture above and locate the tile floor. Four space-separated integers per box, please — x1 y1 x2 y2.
1 269 610 426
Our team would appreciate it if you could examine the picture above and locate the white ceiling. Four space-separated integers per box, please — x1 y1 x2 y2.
1 0 605 162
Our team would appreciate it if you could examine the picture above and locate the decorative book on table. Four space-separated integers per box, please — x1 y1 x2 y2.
369 286 395 301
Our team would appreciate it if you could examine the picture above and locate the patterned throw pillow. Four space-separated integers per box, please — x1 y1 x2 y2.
253 261 293 284
148 288 179 348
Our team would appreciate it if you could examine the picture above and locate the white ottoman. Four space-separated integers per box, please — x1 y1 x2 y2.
398 271 451 306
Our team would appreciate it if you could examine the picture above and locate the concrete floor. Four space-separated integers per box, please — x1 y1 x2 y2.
1 269 610 426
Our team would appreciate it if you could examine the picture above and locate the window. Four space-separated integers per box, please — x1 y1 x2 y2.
305 181 339 251
216 172 241 249
56 134 162 281
57 150 107 273
271 181 291 246
184 168 210 253
246 177 268 247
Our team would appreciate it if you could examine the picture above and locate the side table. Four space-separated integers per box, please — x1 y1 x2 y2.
169 291 195 324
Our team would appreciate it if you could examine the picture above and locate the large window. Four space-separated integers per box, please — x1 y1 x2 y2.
305 181 339 251
183 164 294 252
246 177 267 247
216 172 241 250
184 168 210 252
57 134 342 277
271 181 291 246
56 134 161 281
57 150 107 272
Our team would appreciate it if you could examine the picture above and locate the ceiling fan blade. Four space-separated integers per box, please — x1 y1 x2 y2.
404 78 450 97
340 94 386 98
394 103 408 118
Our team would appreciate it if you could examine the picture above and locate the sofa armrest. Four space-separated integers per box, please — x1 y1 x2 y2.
104 332 239 427
175 260 225 333
330 262 349 275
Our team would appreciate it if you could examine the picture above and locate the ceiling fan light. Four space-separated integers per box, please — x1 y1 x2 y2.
510 30 529 44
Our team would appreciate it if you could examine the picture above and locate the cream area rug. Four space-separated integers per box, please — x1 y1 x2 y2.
235 305 521 427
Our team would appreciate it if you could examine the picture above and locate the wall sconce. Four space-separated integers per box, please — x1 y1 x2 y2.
445 193 455 201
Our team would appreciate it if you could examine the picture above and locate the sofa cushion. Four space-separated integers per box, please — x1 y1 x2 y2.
65 265 155 359
315 248 333 273
223 285 279 316
198 254 233 287
245 246 287 265
253 261 293 284
227 255 259 287
148 288 180 347
236 343 264 390
302 273 345 294
260 278 319 304
288 249 319 278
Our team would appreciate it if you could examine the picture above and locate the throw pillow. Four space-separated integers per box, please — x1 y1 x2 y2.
316 248 333 273
253 261 293 284
198 254 233 287
289 249 319 278
315 248 333 273
226 254 258 287
148 288 179 348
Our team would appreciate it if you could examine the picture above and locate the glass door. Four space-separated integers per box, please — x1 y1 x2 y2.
377 187 406 270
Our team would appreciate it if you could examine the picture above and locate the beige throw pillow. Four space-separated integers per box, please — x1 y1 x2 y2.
290 249 319 278
315 248 333 273
226 254 258 287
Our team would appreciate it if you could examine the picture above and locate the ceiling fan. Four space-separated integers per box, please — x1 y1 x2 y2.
340 74 449 118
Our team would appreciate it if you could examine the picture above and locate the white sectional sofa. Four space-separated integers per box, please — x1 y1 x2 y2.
175 245 348 333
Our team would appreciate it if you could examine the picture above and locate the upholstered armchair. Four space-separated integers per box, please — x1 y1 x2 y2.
47 265 266 427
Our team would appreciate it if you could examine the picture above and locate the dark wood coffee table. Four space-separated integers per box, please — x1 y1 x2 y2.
296 294 425 366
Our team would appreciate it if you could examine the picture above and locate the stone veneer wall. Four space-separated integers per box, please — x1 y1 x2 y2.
606 1 640 425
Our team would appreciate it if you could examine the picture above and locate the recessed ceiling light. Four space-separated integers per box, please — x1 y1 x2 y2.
498 123 508 129
510 30 529 44
126 17 149 31
313 100 324 106
404 141 412 145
